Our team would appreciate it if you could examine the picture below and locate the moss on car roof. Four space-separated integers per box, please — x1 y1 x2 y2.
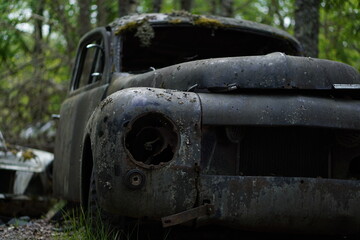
110 11 300 50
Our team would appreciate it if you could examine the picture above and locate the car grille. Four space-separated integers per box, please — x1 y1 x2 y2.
201 126 331 178
237 127 329 178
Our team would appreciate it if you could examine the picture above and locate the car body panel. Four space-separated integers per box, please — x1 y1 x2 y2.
110 13 301 54
83 87 360 234
53 13 360 235
108 53 360 93
0 132 54 217
86 88 201 217
200 93 360 129
0 148 53 173
53 27 111 201
198 175 360 234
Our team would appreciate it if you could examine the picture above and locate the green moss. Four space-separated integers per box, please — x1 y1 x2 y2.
114 14 234 47
115 21 140 35
134 20 155 47
194 17 225 29
169 19 183 24
115 19 155 47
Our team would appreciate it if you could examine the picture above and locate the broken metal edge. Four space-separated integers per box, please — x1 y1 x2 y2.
161 204 215 228
333 84 360 89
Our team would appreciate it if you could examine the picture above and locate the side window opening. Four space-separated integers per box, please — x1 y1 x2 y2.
72 36 105 91
87 43 105 84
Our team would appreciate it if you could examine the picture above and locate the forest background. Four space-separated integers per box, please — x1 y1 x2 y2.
0 0 359 151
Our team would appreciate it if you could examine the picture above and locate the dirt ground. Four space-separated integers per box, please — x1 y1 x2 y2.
0 209 358 240
0 218 358 240
0 218 62 240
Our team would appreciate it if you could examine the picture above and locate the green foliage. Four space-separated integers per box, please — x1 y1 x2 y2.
319 0 360 70
0 1 31 64
0 0 70 146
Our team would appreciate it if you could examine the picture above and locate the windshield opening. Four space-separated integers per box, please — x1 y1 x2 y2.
120 25 300 73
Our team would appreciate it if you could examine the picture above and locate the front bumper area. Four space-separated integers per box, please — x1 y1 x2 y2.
196 175 360 235
89 87 360 235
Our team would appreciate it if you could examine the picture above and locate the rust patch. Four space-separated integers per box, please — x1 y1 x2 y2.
100 97 113 110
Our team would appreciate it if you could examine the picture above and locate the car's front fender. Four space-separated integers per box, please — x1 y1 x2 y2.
86 87 201 218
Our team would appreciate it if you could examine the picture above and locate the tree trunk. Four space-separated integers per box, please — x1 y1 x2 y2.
294 0 320 57
119 0 138 17
153 0 162 12
220 0 234 17
49 0 77 55
32 0 46 122
33 0 44 58
180 0 192 12
32 0 44 83
78 0 92 36
97 0 108 26
210 0 218 15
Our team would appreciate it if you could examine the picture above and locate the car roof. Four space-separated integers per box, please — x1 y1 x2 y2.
110 12 302 54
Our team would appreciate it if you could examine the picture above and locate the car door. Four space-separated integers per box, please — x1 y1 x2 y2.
54 27 111 201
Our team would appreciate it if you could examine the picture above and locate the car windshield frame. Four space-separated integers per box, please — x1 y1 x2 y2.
117 23 301 74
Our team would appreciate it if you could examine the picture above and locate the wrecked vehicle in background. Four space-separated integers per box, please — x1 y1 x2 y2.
20 120 56 152
0 131 54 217
53 13 360 235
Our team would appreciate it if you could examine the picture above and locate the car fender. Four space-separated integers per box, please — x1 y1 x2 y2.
85 87 201 218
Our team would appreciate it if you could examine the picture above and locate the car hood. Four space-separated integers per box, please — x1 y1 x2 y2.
110 52 360 93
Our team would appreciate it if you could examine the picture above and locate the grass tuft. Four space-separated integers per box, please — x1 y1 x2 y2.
56 206 123 240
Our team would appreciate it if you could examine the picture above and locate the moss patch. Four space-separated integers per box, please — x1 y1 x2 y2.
113 13 234 46
134 20 155 47
169 19 183 24
115 21 140 35
115 19 155 47
194 17 225 29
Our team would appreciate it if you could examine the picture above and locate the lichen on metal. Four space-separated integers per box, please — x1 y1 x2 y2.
193 16 226 28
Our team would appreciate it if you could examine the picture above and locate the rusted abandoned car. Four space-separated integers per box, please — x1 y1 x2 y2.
53 13 360 235
0 131 54 217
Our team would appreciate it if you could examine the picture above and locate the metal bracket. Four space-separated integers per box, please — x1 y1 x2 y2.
333 84 360 89
161 204 214 228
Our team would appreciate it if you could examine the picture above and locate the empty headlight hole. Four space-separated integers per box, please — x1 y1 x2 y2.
125 113 178 165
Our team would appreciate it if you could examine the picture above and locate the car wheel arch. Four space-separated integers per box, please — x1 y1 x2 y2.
80 134 94 209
